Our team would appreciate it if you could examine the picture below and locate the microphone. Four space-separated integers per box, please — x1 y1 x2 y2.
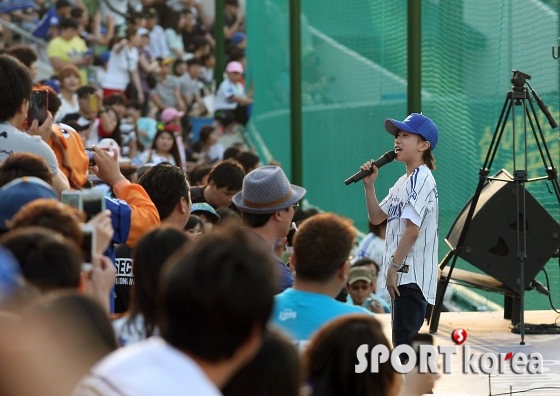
344 151 397 185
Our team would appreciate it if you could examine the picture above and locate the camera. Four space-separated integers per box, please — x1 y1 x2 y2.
27 90 49 126
80 224 96 272
511 70 531 90
85 148 96 166
61 189 106 221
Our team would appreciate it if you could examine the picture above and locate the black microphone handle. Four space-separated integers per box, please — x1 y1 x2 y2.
344 167 374 185
344 151 396 185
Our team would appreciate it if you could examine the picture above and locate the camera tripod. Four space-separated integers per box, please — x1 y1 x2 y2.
429 70 560 344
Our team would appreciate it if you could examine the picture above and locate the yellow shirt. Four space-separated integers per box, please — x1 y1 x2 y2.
47 36 89 85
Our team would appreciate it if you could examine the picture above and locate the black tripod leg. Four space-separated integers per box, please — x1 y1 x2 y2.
429 250 457 333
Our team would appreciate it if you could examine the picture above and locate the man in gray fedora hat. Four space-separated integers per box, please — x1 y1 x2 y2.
233 166 306 293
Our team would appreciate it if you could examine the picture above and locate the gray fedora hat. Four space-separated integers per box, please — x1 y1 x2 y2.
232 166 306 214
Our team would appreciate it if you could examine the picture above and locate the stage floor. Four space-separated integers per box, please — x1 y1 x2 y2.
376 310 560 396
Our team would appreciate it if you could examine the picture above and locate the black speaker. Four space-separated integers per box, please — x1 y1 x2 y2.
446 169 560 294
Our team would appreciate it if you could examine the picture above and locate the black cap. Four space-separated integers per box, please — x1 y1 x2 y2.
56 0 73 9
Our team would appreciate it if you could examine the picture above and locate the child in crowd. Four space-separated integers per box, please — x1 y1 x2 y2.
214 61 252 133
183 214 203 241
346 266 386 314
361 113 439 356
160 107 188 169
151 57 186 114
135 109 158 150
190 202 220 234
192 125 224 165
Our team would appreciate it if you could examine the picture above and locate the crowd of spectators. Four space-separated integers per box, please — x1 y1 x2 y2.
0 1 439 395
1 0 251 160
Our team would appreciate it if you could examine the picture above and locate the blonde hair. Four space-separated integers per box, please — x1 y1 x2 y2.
58 64 80 84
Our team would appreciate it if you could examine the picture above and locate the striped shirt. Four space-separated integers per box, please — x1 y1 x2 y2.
379 165 438 304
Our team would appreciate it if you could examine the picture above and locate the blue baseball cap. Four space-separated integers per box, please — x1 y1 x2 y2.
0 177 58 230
231 32 246 45
42 78 60 93
384 113 439 150
99 50 111 64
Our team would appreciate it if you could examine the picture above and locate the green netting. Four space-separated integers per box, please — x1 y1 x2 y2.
246 0 560 310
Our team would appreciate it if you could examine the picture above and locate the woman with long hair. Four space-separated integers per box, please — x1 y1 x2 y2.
112 227 188 346
131 126 182 167
304 314 440 396
304 315 400 396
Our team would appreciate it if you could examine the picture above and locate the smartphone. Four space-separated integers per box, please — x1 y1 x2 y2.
285 222 298 253
28 90 49 125
82 189 106 222
85 148 96 166
89 95 99 113
410 333 434 356
80 224 96 272
61 190 83 211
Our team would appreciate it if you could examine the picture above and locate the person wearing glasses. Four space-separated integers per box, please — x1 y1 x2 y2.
346 265 389 313
232 166 305 293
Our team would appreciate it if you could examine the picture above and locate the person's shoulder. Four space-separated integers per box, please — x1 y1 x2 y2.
415 165 436 185
84 338 219 396
218 79 232 89
190 187 208 204
112 314 146 347
72 35 88 47
339 302 375 316
47 36 63 47
328 296 369 312
9 128 46 146
416 164 433 175
274 287 296 300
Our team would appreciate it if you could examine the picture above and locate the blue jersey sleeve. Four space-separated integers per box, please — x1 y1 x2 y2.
105 196 132 245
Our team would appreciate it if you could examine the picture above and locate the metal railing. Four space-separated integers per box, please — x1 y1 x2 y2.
0 17 48 48
0 17 53 80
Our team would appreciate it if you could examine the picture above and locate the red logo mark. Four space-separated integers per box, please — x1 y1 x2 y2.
451 328 467 345
505 352 513 360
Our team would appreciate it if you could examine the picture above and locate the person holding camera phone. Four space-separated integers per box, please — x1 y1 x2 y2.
0 55 71 195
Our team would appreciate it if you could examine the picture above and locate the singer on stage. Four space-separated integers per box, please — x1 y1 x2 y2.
360 113 439 359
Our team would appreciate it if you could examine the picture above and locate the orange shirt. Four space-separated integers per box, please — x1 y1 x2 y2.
113 180 161 246
48 123 90 188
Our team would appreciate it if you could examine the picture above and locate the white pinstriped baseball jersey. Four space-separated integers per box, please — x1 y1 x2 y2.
379 164 439 304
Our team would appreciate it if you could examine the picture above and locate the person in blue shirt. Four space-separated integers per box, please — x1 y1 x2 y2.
270 213 372 349
32 0 72 40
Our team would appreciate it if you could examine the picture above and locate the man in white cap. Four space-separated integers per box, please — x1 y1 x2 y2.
233 166 305 293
